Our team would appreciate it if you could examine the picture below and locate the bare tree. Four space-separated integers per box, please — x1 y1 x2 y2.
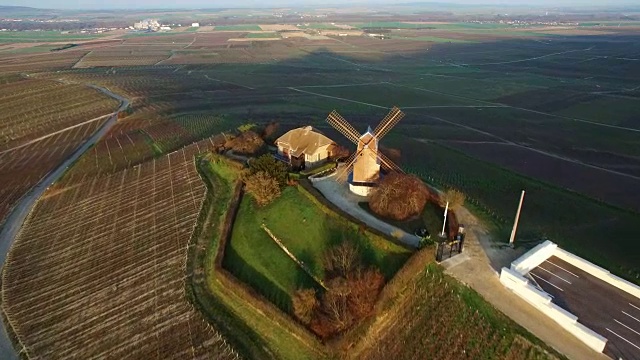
244 171 281 206
321 277 353 332
292 288 318 324
440 188 465 210
323 241 360 278
347 268 385 318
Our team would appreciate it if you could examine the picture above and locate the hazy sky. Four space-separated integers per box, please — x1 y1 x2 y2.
0 0 637 10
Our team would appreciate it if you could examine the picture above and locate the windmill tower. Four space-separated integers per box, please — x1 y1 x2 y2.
326 107 405 196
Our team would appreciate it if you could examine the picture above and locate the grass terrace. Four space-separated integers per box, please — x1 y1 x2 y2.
223 186 413 312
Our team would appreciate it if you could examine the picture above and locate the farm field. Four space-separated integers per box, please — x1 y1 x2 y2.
224 186 412 311
2 144 238 359
1 17 640 359
352 263 564 360
0 76 120 227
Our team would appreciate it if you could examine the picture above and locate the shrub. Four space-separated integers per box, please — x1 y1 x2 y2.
440 188 465 211
248 154 289 187
227 130 265 155
369 173 430 221
244 171 281 206
292 288 319 324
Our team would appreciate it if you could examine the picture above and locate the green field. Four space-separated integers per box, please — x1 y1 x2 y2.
223 186 413 311
297 23 341 30
185 27 199 32
394 36 474 43
0 31 100 42
214 24 262 31
246 32 280 38
398 140 640 283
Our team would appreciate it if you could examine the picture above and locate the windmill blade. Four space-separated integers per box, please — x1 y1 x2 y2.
374 106 405 140
377 151 404 173
335 152 358 183
326 110 360 144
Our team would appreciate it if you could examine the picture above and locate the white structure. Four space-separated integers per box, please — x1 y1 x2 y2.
191 22 200 28
276 126 335 169
133 19 161 31
500 240 640 354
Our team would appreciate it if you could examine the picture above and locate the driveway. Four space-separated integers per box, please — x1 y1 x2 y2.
311 173 420 247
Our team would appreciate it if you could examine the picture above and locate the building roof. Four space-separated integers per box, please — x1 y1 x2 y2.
276 126 334 157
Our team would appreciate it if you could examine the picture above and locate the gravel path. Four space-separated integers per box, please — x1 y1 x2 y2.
311 173 420 247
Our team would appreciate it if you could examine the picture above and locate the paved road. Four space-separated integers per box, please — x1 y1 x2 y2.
0 86 129 360
310 172 420 247
530 256 640 360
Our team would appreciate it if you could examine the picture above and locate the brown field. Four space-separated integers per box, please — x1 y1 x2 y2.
259 24 299 31
0 78 119 148
0 50 89 72
1 143 239 359
0 119 107 227
350 263 561 360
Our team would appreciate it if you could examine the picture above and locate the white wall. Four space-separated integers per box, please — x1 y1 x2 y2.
510 240 557 275
500 267 608 353
554 248 640 298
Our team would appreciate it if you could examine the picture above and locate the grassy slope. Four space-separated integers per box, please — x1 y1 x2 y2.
224 186 413 312
193 157 327 360
352 263 566 360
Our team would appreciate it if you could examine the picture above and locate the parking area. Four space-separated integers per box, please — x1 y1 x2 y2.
528 256 640 360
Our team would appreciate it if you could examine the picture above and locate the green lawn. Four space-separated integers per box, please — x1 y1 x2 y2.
246 32 280 38
215 24 262 31
223 186 413 312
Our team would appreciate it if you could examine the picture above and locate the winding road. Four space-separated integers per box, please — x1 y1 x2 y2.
0 85 129 359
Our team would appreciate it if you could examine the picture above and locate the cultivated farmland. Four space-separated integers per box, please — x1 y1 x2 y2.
2 144 239 359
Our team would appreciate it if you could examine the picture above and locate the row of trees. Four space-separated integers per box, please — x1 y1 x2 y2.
292 241 385 339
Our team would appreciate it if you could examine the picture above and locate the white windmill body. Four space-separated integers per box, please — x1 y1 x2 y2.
325 107 405 196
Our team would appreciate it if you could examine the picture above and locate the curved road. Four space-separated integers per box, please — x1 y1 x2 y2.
0 85 129 359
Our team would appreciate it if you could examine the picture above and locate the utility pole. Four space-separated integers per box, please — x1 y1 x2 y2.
509 190 526 246
440 201 449 238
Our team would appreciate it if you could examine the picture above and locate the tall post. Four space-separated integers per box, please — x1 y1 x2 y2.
509 190 526 246
440 201 449 238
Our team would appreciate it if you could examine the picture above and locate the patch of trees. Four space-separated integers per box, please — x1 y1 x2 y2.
243 154 289 206
369 173 430 221
244 171 281 207
292 241 385 339
226 130 265 155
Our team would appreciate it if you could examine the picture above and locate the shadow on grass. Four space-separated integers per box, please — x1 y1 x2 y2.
222 244 294 313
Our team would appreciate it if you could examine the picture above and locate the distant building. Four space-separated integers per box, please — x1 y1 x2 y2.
191 22 200 28
276 126 335 170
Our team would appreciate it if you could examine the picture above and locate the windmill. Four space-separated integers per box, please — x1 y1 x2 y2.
326 107 405 196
